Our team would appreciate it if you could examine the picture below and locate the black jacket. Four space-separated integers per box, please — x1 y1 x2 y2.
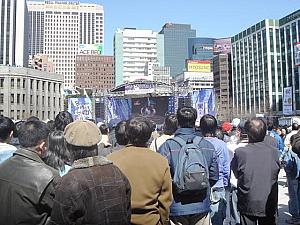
0 148 59 225
231 141 280 217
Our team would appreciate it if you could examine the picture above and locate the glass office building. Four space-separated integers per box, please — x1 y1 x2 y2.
188 37 215 61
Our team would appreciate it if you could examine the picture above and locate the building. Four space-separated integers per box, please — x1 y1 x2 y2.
0 65 64 120
159 23 196 77
231 19 281 117
0 0 28 67
27 1 104 87
188 37 215 62
176 71 214 91
144 62 171 85
31 54 54 73
114 28 163 86
75 55 114 93
279 10 300 114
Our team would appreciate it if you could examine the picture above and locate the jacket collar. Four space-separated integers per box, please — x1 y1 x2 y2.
14 148 44 164
72 156 112 169
175 128 196 136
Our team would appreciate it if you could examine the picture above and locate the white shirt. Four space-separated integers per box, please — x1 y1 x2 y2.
284 130 299 147
0 143 17 164
150 134 173 152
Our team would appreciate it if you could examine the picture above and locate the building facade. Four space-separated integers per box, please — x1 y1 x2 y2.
144 61 171 85
0 65 64 120
31 54 54 73
188 37 215 61
27 1 104 87
176 71 214 91
75 55 114 93
231 19 281 117
0 0 28 67
114 28 163 86
159 23 196 77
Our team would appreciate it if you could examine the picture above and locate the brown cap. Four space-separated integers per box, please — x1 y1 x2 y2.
64 120 101 147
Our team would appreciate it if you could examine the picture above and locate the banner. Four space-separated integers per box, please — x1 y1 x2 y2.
107 98 132 123
294 42 300 67
187 60 211 73
213 38 231 55
78 44 103 55
283 87 293 115
125 83 154 95
68 98 93 120
192 89 215 123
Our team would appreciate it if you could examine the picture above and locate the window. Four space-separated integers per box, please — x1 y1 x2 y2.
22 94 25 104
0 94 3 104
23 79 26 88
11 94 14 103
30 79 34 89
17 94 20 104
0 78 4 88
11 79 14 88
17 79 20 88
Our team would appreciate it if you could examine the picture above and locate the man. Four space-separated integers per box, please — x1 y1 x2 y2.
231 118 280 225
108 117 172 225
50 120 131 225
0 116 17 163
268 124 284 155
285 123 299 147
54 111 74 131
0 120 59 225
159 107 219 225
200 114 230 225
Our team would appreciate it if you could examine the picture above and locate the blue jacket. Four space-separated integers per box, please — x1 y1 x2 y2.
270 131 284 153
158 128 219 216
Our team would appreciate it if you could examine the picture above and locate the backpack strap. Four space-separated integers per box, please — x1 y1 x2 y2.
172 136 188 147
155 138 158 152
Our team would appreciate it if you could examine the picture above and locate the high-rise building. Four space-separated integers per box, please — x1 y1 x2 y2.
114 28 163 86
231 19 281 117
75 55 114 93
188 37 215 61
159 23 196 77
144 62 171 85
27 1 104 87
0 0 29 67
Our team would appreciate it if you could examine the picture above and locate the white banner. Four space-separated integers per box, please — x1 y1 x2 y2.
283 87 293 115
295 42 300 67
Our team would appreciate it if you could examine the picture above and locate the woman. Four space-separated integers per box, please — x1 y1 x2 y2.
44 131 72 176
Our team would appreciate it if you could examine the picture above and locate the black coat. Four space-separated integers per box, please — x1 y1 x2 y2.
231 141 280 217
0 148 59 225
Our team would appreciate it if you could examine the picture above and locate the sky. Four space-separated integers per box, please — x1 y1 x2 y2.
76 0 298 55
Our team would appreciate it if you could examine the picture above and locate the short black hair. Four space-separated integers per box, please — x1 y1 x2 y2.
245 118 266 143
99 124 109 135
0 117 15 142
54 111 74 131
46 120 56 132
125 117 152 146
177 107 197 128
18 120 50 148
163 114 178 135
27 116 40 121
200 114 218 137
292 123 299 131
115 121 128 145
13 120 25 138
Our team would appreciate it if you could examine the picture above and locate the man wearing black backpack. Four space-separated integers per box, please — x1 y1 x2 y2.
159 107 219 225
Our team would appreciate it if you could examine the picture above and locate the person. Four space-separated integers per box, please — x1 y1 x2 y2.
159 107 219 225
108 117 172 225
150 114 178 151
222 121 233 143
43 131 72 176
200 114 230 225
0 116 17 163
99 123 111 147
49 120 131 225
231 118 280 225
0 120 59 224
268 124 284 155
285 123 299 147
46 120 56 132
54 111 74 131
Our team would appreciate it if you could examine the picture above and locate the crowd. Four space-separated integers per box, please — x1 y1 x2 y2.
0 107 300 225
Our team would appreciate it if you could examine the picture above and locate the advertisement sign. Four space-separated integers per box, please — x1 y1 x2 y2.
213 38 231 55
107 98 132 123
78 44 103 55
283 87 293 115
68 98 93 120
187 60 211 73
294 42 300 67
192 89 215 123
125 83 155 95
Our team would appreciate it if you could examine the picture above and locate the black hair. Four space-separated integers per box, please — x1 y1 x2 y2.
292 123 299 131
200 114 218 137
18 120 50 148
163 114 178 135
46 120 56 132
0 117 15 142
125 117 152 147
27 116 40 121
99 124 109 135
115 121 128 145
245 118 266 143
13 120 25 138
66 143 98 161
177 107 197 128
43 131 71 172
54 111 74 131
215 128 224 140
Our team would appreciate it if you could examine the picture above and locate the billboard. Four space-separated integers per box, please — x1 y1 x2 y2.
68 98 93 120
107 98 132 123
283 87 293 115
78 44 103 55
186 60 211 73
294 42 300 67
125 83 155 95
213 38 231 55
192 89 215 123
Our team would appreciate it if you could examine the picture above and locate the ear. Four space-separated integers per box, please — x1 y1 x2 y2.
36 141 47 156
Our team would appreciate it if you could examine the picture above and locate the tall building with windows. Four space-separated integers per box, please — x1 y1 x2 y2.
231 19 281 117
27 1 104 87
159 23 196 77
0 0 28 67
114 28 163 86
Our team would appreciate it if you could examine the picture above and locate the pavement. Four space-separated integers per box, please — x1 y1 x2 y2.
278 168 291 225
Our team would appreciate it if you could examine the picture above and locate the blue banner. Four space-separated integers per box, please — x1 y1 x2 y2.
192 89 215 122
68 98 93 120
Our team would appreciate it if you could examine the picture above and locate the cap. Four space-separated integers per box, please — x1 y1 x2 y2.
221 122 233 132
64 120 101 147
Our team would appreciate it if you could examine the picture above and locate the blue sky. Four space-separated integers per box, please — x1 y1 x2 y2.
80 0 298 54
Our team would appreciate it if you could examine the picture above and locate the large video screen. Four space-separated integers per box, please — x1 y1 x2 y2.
131 97 170 124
